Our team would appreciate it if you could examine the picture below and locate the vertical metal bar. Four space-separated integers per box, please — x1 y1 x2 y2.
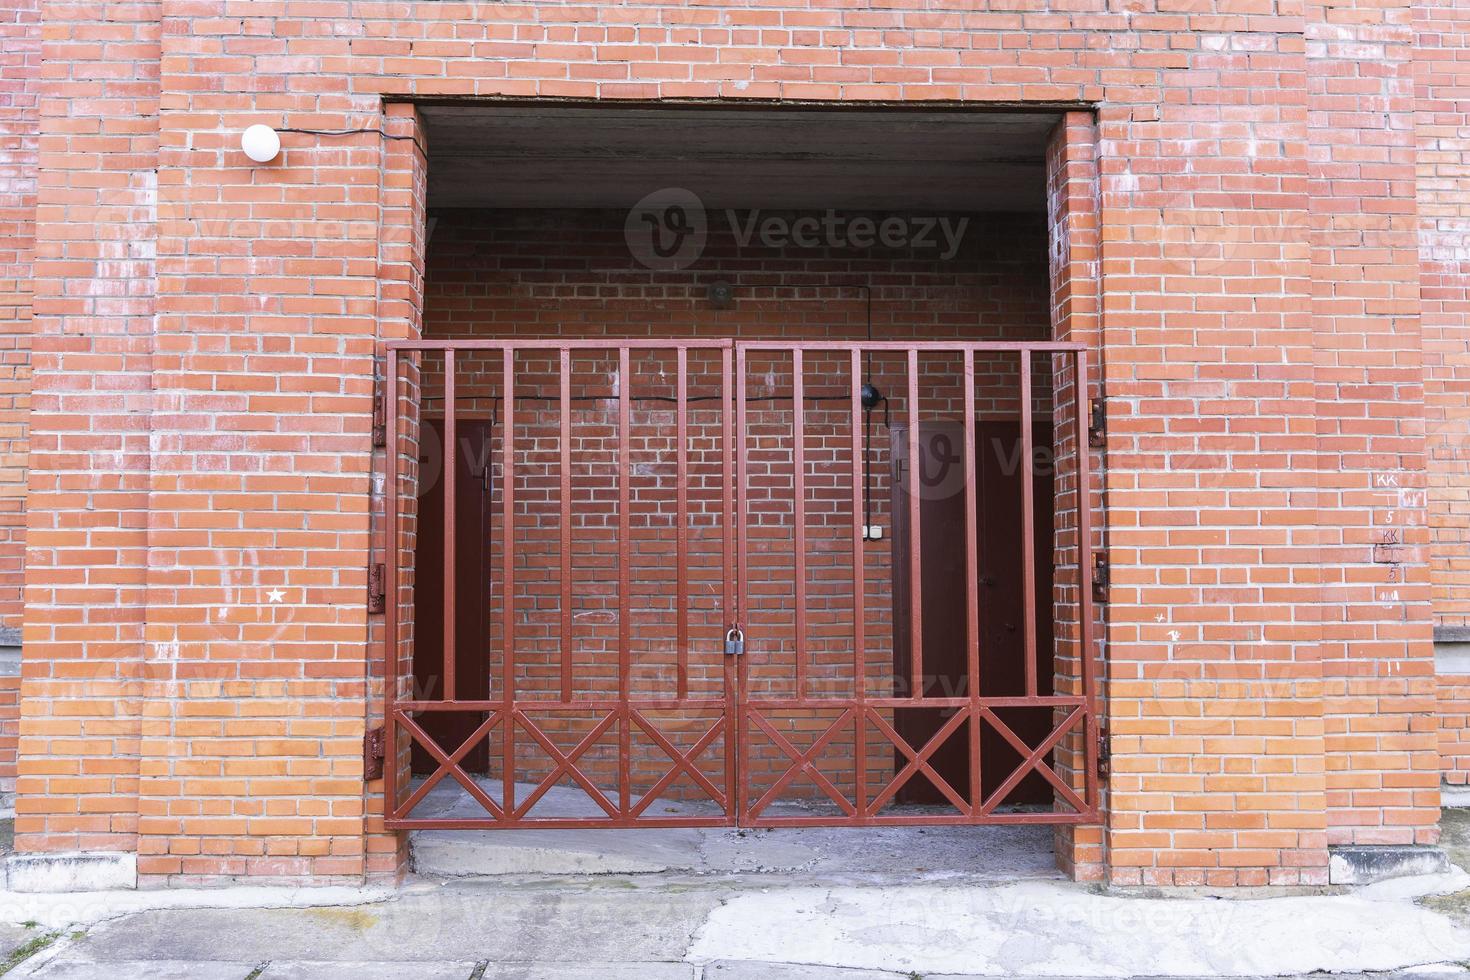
618 346 632 817
963 348 981 817
560 347 573 704
722 344 737 824
906 348 923 701
792 348 807 700
676 346 690 701
501 347 516 816
442 349 457 704
384 349 400 816
1075 349 1099 810
1019 352 1037 699
850 348 868 817
735 343 750 822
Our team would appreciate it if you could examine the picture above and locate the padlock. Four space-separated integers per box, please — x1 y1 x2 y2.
724 626 745 657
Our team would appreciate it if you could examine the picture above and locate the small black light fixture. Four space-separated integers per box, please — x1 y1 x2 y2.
707 280 734 310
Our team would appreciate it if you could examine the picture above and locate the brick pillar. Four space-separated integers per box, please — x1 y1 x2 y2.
1418 0 1470 640
1416 0 1470 787
0 0 39 636
18 1 161 868
367 103 429 880
0 0 40 810
1098 75 1329 882
1046 111 1106 882
128 23 398 884
1308 0 1440 850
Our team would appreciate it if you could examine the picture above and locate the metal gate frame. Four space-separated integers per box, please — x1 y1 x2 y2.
733 341 1098 827
380 338 1099 830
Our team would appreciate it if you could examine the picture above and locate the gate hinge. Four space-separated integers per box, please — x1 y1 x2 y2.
367 562 386 614
364 725 386 781
1097 722 1110 781
372 354 386 448
1092 551 1109 604
1088 396 1106 448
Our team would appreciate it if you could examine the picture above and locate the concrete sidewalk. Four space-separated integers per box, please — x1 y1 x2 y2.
0 811 1467 979
0 868 1466 979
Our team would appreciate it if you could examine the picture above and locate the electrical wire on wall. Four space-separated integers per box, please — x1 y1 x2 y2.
275 125 427 156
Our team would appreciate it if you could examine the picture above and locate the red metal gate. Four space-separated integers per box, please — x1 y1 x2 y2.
381 338 1098 830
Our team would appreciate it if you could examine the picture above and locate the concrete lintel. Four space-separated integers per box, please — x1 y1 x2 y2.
1436 638 1470 675
1328 845 1450 886
6 851 138 892
1437 626 1470 644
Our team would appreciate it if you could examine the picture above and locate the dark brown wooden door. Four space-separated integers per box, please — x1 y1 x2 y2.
411 417 494 775
891 420 1055 805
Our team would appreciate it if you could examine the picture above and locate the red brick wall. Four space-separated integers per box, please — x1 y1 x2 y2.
2 0 1454 886
1046 112 1105 882
0 0 39 818
1417 0 1470 636
0 0 39 634
373 101 428 883
1440 673 1470 786
0 674 17 806
1310 0 1440 849
1098 54 1325 884
20 0 158 863
1416 0 1470 791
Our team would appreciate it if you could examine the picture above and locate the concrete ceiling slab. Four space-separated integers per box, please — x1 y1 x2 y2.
421 105 1057 211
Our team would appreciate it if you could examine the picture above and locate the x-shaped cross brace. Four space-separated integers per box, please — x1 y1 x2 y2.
867 707 971 813
395 710 504 820
628 712 727 817
745 708 857 820
513 711 621 820
979 705 1087 814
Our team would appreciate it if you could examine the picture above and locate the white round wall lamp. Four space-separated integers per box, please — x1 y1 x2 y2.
241 124 281 163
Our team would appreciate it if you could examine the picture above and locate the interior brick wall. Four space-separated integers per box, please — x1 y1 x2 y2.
411 208 1061 814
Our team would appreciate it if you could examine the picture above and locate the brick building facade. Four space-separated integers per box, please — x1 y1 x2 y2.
0 0 1465 890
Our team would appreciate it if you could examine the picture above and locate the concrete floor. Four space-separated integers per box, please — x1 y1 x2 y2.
409 781 1060 880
